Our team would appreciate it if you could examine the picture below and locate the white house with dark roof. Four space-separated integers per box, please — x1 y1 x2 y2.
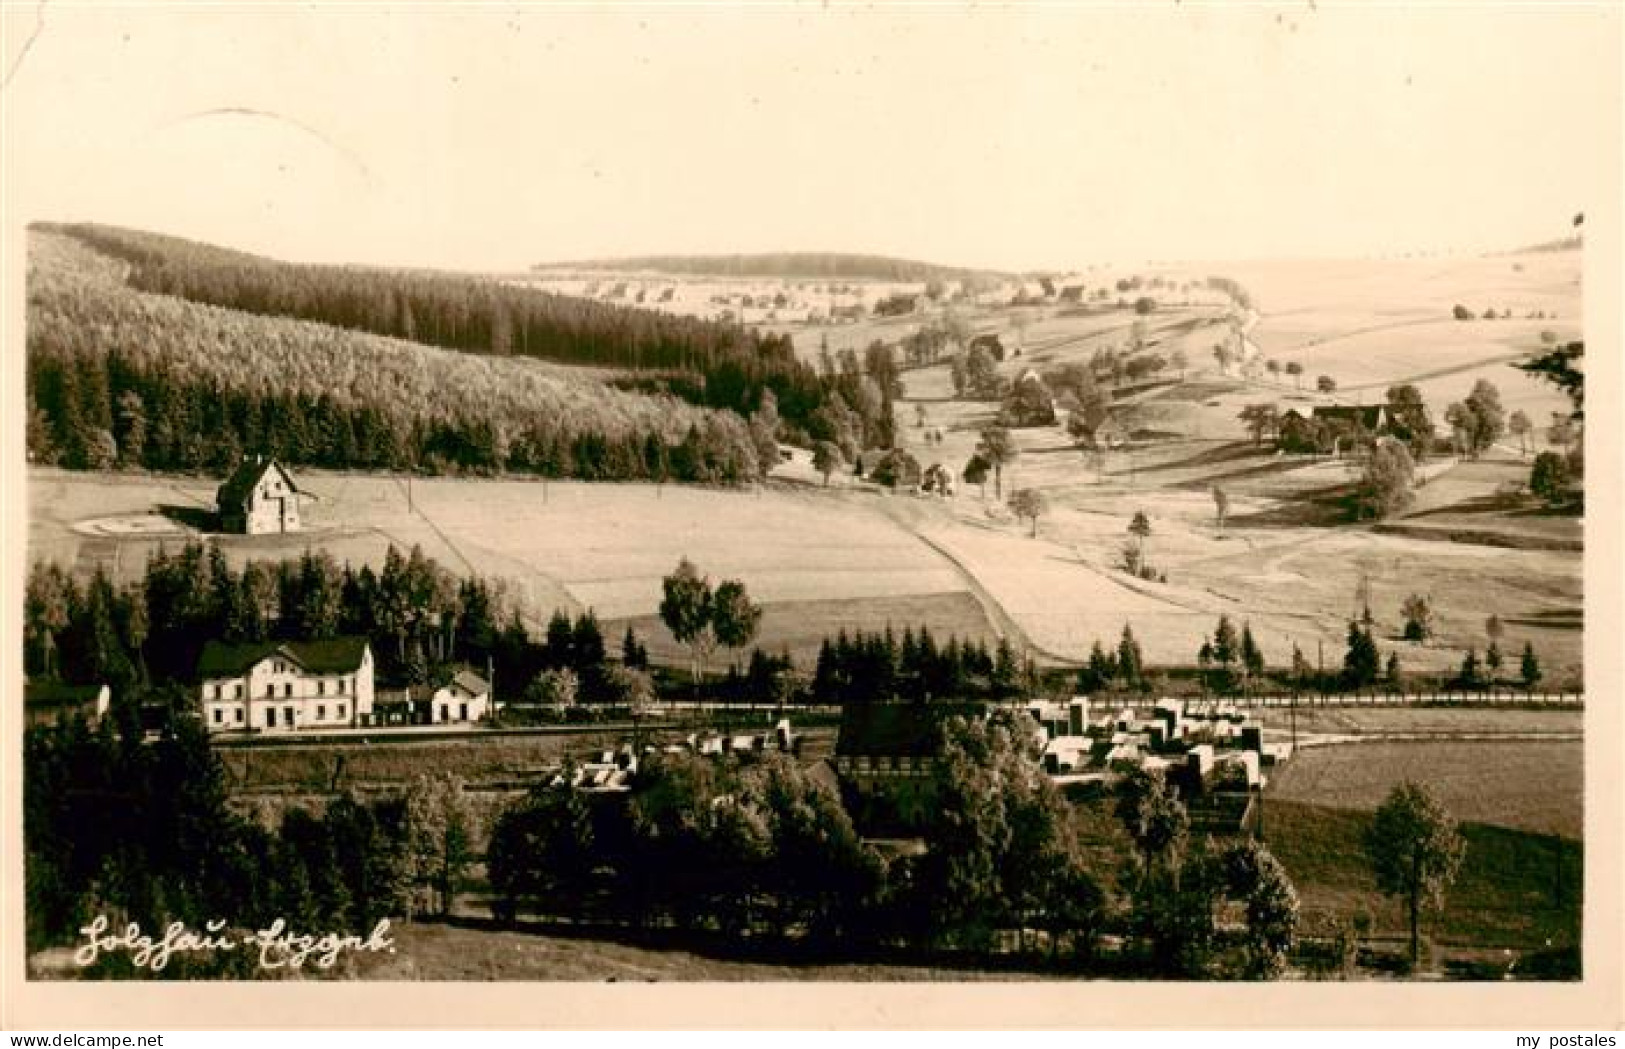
430 668 492 724
197 637 374 733
25 681 111 730
217 456 306 535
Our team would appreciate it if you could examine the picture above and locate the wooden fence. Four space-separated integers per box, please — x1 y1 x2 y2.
1101 690 1583 711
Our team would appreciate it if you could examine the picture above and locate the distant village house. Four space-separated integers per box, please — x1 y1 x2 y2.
217 456 306 535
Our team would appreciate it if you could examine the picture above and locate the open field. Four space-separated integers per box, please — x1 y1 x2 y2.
30 433 1582 682
28 468 995 658
343 920 1045 982
1265 799 1580 951
218 730 629 794
1282 706 1582 738
1268 738 1582 839
1225 251 1581 350
1068 734 1583 952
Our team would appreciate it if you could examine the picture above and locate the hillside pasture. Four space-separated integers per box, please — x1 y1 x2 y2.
1225 251 1580 344
1167 527 1582 680
1282 706 1583 739
1265 799 1580 952
1268 738 1582 839
29 468 995 654
910 520 1327 665
1261 735 1583 953
345 921 1042 982
1387 455 1582 550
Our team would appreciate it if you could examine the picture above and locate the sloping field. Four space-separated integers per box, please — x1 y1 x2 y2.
1261 734 1583 952
29 469 991 652
1169 527 1582 679
345 921 1041 982
1386 456 1582 550
1285 706 1583 738
1225 252 1580 347
402 478 964 617
1280 320 1551 387
1269 739 1582 839
912 520 1325 664
1266 799 1581 951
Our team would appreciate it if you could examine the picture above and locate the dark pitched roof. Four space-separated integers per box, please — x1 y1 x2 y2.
1311 405 1391 429
216 458 300 511
836 702 985 758
25 681 105 709
197 637 370 678
806 758 842 795
450 669 490 695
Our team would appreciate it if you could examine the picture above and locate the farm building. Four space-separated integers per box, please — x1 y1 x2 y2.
24 681 111 730
216 456 306 535
1278 404 1399 454
1280 404 1399 433
197 636 374 733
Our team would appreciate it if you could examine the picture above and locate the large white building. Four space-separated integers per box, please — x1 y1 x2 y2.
198 637 374 733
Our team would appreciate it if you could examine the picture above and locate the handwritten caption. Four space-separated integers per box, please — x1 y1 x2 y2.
74 915 395 972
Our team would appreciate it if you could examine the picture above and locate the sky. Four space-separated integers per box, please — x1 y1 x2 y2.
3 3 1619 272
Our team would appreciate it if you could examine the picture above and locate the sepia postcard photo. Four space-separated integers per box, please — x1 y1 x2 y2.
2 1 1621 1031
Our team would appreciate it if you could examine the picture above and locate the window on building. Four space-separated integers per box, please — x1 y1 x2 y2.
266 683 275 698
235 709 244 724
213 709 222 724
317 705 326 720
337 704 346 720
284 683 292 698
233 683 242 699
318 680 326 696
460 703 468 721
267 709 276 728
338 678 347 694
439 705 449 723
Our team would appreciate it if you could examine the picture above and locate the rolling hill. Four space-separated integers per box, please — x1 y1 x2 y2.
25 229 760 483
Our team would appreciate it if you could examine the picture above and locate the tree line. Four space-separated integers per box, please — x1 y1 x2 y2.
23 541 667 718
811 627 1032 706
